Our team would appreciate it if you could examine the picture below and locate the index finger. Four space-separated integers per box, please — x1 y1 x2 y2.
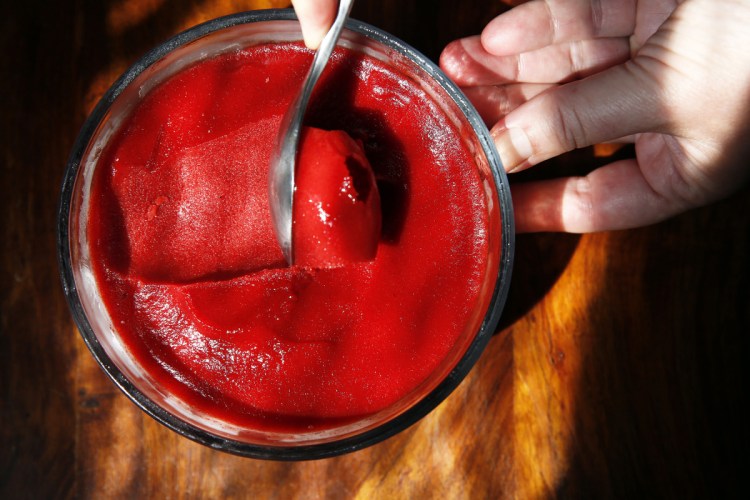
482 0 637 56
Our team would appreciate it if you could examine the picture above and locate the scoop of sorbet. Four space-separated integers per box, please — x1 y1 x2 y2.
293 127 381 268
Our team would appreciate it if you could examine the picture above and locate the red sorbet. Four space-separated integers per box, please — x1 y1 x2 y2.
88 42 490 432
293 127 381 267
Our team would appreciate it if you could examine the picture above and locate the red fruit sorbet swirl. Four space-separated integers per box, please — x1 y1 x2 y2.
88 43 492 433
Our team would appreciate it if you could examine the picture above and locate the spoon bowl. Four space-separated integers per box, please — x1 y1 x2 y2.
269 0 355 264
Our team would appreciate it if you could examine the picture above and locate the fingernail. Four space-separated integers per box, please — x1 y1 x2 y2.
493 127 532 173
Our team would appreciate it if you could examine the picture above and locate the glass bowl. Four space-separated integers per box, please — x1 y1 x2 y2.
57 9 514 460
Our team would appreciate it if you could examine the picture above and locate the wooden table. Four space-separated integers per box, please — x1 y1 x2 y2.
2 1 747 497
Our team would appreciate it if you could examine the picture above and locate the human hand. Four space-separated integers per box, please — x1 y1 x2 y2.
440 0 750 233
291 0 337 49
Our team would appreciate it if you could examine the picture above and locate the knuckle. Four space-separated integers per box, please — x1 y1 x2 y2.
589 0 604 37
567 40 584 77
551 97 589 152
569 176 598 229
543 0 559 43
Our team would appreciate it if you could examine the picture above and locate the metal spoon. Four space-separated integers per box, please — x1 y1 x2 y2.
269 0 355 264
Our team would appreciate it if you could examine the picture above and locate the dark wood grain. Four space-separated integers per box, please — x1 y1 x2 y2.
2 1 748 498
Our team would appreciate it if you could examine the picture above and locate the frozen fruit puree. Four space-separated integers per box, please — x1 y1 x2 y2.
88 42 491 432
294 127 381 267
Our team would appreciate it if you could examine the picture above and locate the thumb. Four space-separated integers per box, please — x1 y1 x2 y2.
292 0 337 50
493 60 666 173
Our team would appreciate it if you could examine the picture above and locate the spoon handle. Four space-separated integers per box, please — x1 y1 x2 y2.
270 0 355 264
280 0 355 149
298 0 354 112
